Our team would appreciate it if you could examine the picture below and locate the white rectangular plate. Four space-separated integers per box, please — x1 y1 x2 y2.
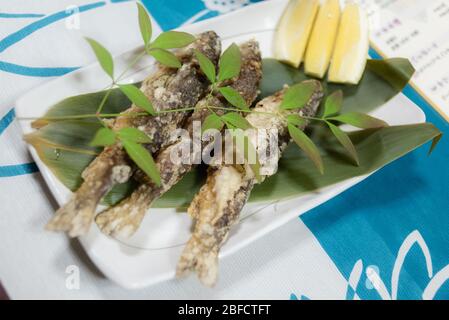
15 0 425 289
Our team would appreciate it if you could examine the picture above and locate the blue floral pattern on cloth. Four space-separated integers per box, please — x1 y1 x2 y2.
142 0 263 30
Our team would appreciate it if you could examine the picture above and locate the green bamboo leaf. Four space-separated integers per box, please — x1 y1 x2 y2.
85 37 114 79
221 112 252 130
286 114 306 127
90 127 116 147
151 31 196 49
137 2 152 46
149 48 181 68
219 86 249 111
280 81 317 110
118 84 156 115
428 133 443 156
329 112 388 129
122 140 161 186
288 123 324 174
118 127 152 144
326 122 359 165
218 43 241 82
32 85 137 128
202 113 224 133
324 90 343 118
194 49 216 83
260 58 415 114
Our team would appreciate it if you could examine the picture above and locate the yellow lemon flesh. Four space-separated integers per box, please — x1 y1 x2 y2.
328 4 369 84
304 0 341 78
274 0 319 68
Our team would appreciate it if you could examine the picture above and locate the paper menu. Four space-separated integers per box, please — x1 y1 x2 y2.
357 0 449 121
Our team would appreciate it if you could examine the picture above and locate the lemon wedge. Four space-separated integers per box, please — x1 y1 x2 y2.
274 0 319 67
328 3 369 84
304 0 341 78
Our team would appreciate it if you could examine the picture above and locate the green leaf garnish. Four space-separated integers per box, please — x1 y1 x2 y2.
326 122 359 165
90 127 116 146
324 90 343 118
137 3 152 47
194 49 216 84
219 86 249 111
218 43 241 82
122 140 161 186
149 48 181 68
286 114 306 127
151 31 196 49
221 112 252 130
118 127 152 144
118 84 155 115
85 37 114 79
288 123 324 174
280 81 316 110
329 112 388 129
202 113 224 133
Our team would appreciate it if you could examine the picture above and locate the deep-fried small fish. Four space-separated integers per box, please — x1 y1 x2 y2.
46 32 221 237
176 80 324 286
95 40 262 238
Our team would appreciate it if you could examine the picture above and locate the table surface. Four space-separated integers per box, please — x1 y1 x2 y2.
1 0 448 300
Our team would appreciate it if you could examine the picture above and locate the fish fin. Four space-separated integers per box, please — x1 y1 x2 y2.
95 184 153 238
46 192 97 237
176 236 219 287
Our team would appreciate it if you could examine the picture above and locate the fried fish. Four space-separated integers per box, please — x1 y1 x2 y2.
176 80 324 286
46 31 221 237
95 40 263 238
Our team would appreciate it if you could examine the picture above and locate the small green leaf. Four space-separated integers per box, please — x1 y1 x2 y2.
218 43 241 82
122 140 161 186
118 84 156 115
221 112 252 130
286 114 306 127
194 49 216 83
202 113 224 133
85 37 114 79
324 90 343 118
118 127 152 144
151 31 196 49
219 86 249 111
329 112 388 129
327 122 359 165
280 81 317 110
149 48 181 68
288 123 324 174
137 3 152 46
90 127 116 146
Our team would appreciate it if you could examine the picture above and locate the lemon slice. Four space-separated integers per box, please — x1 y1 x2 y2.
304 0 341 78
328 4 369 84
274 0 319 68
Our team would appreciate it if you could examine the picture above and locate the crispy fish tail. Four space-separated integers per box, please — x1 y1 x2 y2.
94 183 154 237
176 166 253 286
46 145 131 237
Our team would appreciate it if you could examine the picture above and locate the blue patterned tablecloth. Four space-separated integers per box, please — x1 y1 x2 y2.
0 0 448 300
